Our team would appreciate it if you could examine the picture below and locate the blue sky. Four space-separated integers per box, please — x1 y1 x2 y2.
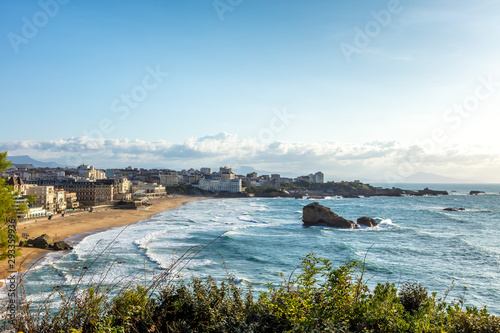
1 0 500 182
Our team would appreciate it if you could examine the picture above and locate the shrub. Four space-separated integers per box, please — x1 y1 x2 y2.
3 252 500 333
399 281 430 314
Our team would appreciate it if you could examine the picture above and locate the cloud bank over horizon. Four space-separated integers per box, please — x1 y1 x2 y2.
2 133 499 183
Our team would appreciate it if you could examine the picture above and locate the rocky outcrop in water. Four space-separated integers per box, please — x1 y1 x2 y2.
302 202 358 229
469 191 485 195
52 241 72 251
357 217 378 227
443 207 465 211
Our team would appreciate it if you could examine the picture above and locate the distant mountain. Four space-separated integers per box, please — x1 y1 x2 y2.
402 172 474 183
7 155 67 168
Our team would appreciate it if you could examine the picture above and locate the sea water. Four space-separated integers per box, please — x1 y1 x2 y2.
10 184 500 315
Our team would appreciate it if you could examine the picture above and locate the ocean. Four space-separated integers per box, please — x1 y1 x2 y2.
10 183 500 315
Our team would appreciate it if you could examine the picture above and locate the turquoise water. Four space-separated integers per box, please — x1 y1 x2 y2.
10 184 500 315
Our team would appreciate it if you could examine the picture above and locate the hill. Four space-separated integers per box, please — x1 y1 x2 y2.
7 155 67 168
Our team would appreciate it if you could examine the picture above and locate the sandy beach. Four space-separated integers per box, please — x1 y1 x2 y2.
0 195 206 287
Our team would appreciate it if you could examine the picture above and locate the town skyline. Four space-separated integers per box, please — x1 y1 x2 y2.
4 153 477 184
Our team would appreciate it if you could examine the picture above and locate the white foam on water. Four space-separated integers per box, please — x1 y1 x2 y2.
144 247 213 271
134 227 187 249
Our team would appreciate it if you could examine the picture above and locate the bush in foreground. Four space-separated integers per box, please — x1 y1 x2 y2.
4 253 500 332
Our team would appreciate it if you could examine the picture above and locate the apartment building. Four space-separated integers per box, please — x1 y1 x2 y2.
159 171 179 186
28 185 55 212
57 182 114 206
194 179 242 193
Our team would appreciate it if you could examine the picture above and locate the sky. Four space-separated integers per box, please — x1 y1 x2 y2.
1 0 500 182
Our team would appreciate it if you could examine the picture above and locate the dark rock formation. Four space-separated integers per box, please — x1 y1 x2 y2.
303 202 358 229
469 191 485 195
51 241 72 251
414 188 449 196
26 234 53 249
443 207 465 211
357 217 378 227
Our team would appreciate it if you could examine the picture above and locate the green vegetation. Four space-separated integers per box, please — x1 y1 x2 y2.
166 184 213 196
5 253 499 332
279 180 376 194
0 151 22 260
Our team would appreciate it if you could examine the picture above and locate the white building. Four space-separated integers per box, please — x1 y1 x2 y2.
131 182 166 197
78 163 106 181
194 179 242 193
54 189 67 212
116 178 132 194
314 172 324 183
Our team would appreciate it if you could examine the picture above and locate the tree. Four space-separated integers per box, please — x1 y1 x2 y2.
0 151 20 260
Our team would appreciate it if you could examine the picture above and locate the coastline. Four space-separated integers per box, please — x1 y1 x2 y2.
0 195 207 287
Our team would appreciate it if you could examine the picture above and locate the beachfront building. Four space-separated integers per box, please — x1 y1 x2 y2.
65 192 79 209
54 189 67 213
194 179 243 193
116 178 132 194
28 185 56 212
57 182 114 206
131 181 166 198
23 207 48 218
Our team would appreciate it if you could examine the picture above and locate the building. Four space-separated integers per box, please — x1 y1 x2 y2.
57 183 114 206
219 166 233 174
194 179 242 193
270 174 281 187
54 189 67 213
159 171 178 186
77 164 106 181
106 169 115 178
313 172 324 183
296 172 324 183
131 181 166 198
5 176 30 195
200 167 211 175
116 178 132 194
246 172 258 179
220 172 235 181
65 192 79 209
179 174 200 184
28 185 55 212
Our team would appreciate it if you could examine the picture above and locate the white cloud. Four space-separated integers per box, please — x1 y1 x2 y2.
1 134 499 182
